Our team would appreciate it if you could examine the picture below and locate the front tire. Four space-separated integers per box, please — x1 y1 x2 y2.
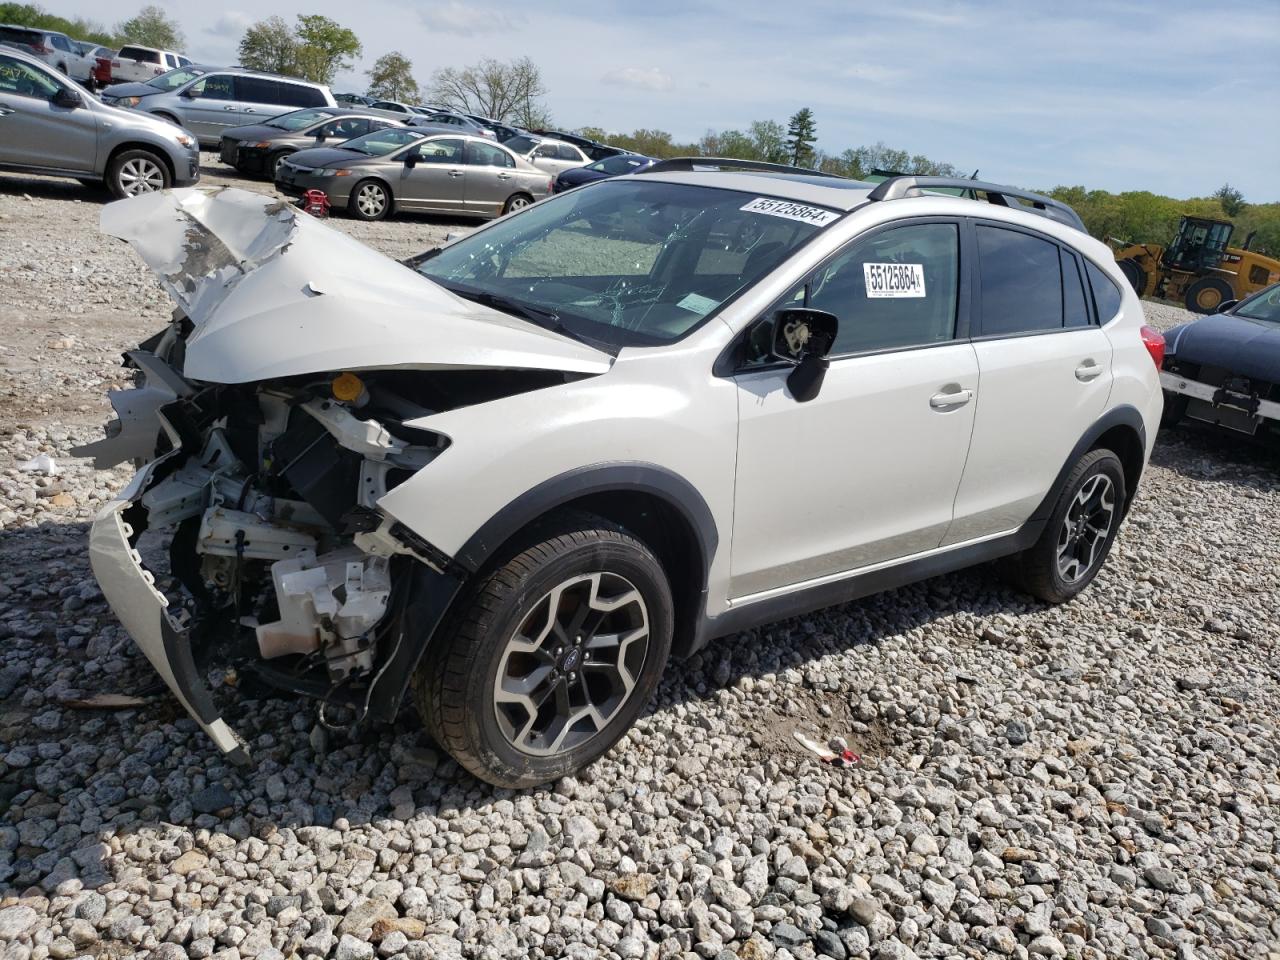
1184 277 1233 314
268 150 293 179
1004 449 1126 604
413 513 674 788
106 149 170 199
348 179 391 220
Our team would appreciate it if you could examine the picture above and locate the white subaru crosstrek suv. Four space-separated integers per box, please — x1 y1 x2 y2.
79 161 1163 786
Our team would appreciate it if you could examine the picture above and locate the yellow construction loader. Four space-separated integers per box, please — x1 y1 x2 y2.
1111 216 1280 314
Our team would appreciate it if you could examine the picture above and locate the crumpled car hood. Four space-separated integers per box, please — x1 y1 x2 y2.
100 187 612 384
1166 313 1280 382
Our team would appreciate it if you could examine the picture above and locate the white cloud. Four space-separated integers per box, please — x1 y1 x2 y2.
419 2 523 35
601 66 673 92
206 11 253 37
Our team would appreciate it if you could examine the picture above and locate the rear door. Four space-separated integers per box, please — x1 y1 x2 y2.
463 139 518 215
231 76 281 125
944 221 1113 544
396 137 466 211
177 73 239 139
0 53 98 171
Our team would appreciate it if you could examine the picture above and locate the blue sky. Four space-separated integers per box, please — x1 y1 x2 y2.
66 0 1279 199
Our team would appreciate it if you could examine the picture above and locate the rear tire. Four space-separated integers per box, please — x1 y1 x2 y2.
1004 449 1126 604
1117 259 1146 297
105 149 170 199
348 179 391 220
502 192 534 215
1184 277 1233 315
267 151 293 180
412 512 673 788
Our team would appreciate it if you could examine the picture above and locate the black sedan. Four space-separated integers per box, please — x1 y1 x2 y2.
553 154 654 193
1160 281 1280 439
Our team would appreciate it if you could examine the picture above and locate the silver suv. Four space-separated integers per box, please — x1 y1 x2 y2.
0 47 199 197
101 67 337 148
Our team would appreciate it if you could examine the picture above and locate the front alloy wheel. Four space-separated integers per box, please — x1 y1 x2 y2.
413 512 673 788
494 572 650 755
106 149 171 200
350 180 390 221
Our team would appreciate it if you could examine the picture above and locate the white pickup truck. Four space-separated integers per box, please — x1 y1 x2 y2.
110 44 191 84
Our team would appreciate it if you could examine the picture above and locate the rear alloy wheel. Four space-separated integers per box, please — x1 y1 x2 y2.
1184 277 1233 315
502 193 533 215
349 179 390 221
413 513 673 788
106 149 170 199
1004 449 1126 604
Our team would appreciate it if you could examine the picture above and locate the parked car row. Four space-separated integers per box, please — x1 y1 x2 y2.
0 24 190 90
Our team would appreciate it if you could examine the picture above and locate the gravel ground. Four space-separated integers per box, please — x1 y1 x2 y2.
0 165 1278 960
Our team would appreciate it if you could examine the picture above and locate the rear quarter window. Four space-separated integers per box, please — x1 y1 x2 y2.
278 82 325 107
1085 260 1123 322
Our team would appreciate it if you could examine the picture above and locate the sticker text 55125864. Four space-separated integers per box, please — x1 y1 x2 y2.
863 262 926 298
740 197 840 226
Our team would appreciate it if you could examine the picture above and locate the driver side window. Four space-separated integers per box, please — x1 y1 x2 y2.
809 222 960 355
0 55 61 100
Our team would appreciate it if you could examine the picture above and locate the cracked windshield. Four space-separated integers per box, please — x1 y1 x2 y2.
416 180 834 346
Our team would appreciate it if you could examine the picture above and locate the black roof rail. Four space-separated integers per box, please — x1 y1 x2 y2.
867 176 1085 231
639 157 846 179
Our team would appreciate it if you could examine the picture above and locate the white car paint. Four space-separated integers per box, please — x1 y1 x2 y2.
80 174 1161 759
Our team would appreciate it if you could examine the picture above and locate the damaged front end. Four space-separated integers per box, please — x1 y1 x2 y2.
78 188 611 759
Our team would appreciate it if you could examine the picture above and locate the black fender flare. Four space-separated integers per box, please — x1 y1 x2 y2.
366 462 718 722
1030 403 1147 523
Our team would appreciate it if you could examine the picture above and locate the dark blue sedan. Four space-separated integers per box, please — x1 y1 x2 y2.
553 154 654 192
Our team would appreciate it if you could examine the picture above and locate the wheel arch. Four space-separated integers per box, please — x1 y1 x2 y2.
366 463 717 722
350 175 395 215
105 141 176 182
1032 404 1148 523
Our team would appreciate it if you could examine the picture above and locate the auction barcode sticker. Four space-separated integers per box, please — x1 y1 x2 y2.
740 197 840 226
863 262 927 298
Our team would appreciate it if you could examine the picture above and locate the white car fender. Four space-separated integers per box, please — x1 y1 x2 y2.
374 338 740 611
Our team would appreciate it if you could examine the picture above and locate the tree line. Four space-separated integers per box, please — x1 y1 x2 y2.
1 2 183 49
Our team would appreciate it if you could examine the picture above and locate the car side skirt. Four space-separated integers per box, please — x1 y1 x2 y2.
694 521 1041 647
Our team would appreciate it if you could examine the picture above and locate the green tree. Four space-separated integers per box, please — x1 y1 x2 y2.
366 52 419 101
1213 183 1245 217
115 5 184 50
0 3 117 45
293 14 361 86
431 57 548 124
786 107 817 167
238 16 297 76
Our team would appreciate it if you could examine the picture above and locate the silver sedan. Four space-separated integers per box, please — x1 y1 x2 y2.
275 129 553 221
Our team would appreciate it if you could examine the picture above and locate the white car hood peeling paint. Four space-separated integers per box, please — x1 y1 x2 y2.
100 187 612 383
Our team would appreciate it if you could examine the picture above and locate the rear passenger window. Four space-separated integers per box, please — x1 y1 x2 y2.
976 226 1063 335
278 83 325 108
467 142 514 167
803 222 960 355
1085 260 1123 322
1061 250 1091 327
235 77 278 104
557 145 581 161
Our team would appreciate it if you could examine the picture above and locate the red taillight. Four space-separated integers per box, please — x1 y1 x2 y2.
33 42 50 53
1140 325 1165 369
111 59 121 67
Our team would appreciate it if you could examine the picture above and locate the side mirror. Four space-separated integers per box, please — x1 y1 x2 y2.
179 88 195 99
52 87 81 109
1218 299 1238 313
771 307 838 402
315 131 327 143
404 150 419 168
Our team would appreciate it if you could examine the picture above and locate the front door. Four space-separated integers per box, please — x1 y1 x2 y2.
175 73 239 140
0 54 97 171
944 222 1114 544
396 138 466 212
730 219 979 599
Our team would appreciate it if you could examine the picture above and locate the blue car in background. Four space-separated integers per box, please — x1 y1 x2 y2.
553 153 654 192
